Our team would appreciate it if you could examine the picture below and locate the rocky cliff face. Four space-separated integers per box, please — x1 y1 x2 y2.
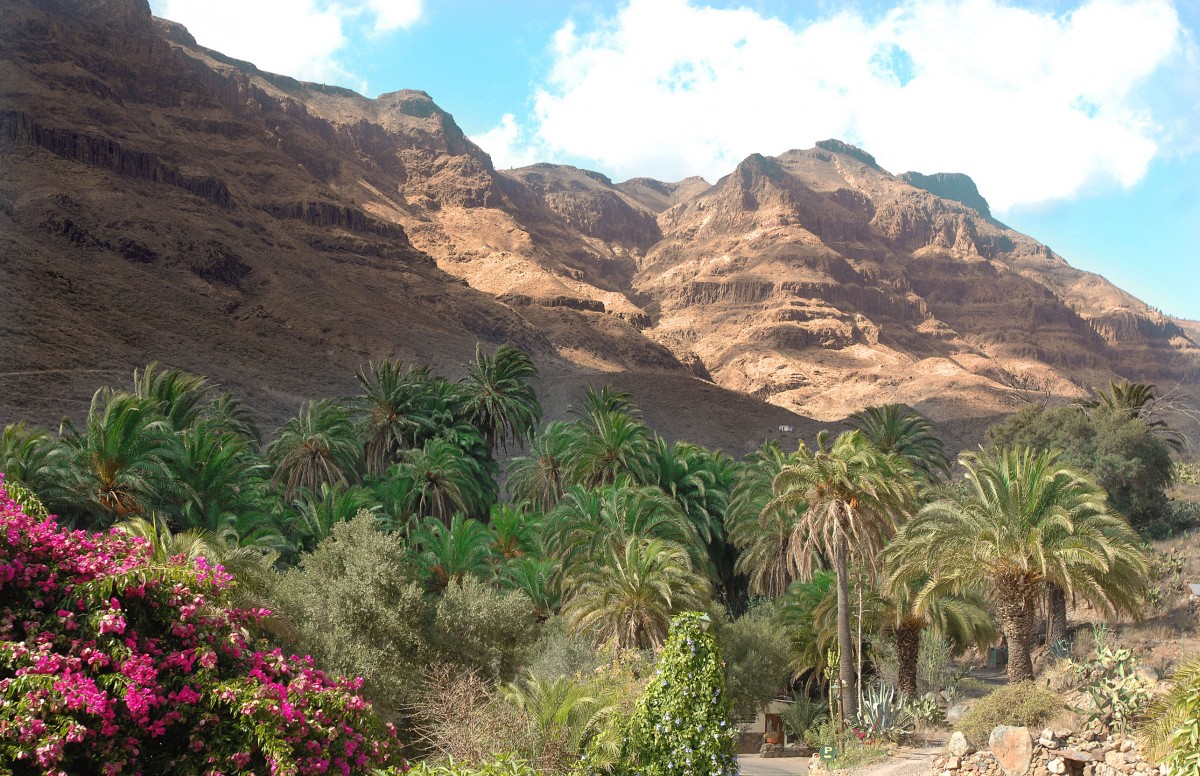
2 0 1196 449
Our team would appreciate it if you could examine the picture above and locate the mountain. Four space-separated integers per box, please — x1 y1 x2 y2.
2 0 1196 452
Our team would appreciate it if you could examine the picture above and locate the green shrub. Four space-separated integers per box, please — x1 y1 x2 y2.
432 575 539 682
1139 655 1200 776
621 612 739 775
716 602 793 720
957 682 1062 747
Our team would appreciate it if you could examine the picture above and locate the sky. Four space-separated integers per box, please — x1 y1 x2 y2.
148 0 1200 320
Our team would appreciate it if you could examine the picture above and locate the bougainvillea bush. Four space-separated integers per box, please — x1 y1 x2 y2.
0 477 400 775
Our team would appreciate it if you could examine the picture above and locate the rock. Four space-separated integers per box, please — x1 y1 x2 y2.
951 732 978 757
949 758 962 769
1048 759 1066 774
990 727 1035 776
1055 730 1073 741
1119 739 1133 753
1105 751 1125 769
1059 750 1094 763
948 704 971 725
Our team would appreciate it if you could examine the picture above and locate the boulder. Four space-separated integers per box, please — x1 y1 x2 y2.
950 731 977 757
990 726 1034 776
947 703 971 725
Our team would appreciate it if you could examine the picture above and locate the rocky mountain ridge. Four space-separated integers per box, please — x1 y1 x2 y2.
2 0 1196 451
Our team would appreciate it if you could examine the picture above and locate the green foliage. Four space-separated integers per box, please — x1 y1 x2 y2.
857 682 914 742
1075 631 1153 735
956 682 1062 747
905 694 944 726
433 576 539 683
403 754 542 776
619 612 739 776
848 403 950 481
274 515 430 718
266 398 361 501
715 602 793 720
1 476 48 519
779 693 828 741
1139 655 1200 776
986 402 1175 531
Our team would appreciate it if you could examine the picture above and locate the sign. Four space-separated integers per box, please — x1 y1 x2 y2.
820 746 837 761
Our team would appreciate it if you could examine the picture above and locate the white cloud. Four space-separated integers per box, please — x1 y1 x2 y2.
470 114 548 170
156 0 422 86
478 0 1193 212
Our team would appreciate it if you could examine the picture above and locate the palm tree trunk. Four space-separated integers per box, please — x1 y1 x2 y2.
995 582 1037 682
835 537 857 722
896 621 922 698
1046 583 1067 651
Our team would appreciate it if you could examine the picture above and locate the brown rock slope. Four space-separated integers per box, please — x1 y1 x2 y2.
631 141 1200 440
1 0 805 453
2 1 1196 452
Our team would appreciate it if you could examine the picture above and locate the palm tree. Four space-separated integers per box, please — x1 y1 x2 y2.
1083 379 1184 451
460 344 541 455
648 437 741 605
502 675 611 759
573 385 641 426
848 404 950 481
547 483 703 577
888 447 1148 683
131 363 211 431
289 483 381 553
1138 655 1200 766
563 536 709 650
505 421 578 512
874 571 996 698
60 389 180 526
174 421 276 540
1 422 74 514
727 441 795 597
567 411 654 488
392 438 494 523
201 391 262 445
499 556 562 620
765 430 915 720
411 513 495 591
352 359 436 477
265 399 361 501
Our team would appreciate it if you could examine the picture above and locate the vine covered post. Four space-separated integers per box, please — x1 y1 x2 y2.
624 611 740 776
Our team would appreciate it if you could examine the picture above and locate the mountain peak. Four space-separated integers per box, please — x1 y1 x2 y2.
814 139 879 168
901 171 992 218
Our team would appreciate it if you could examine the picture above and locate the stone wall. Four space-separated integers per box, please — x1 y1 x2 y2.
932 726 1165 776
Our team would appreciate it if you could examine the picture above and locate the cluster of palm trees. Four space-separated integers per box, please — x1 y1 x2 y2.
1 351 1156 729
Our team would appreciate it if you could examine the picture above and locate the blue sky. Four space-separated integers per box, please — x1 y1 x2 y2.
149 0 1200 320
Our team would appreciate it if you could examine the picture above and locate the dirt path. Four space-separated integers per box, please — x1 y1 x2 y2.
738 743 943 776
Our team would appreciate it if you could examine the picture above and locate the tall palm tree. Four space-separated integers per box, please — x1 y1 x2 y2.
131 363 212 431
201 391 262 445
392 438 494 523
727 441 796 597
547 483 703 577
563 536 709 650
848 404 950 481
59 389 180 526
649 437 741 605
888 447 1148 683
460 344 541 455
174 421 275 538
352 359 436 477
765 430 915 720
567 411 654 488
573 385 641 426
505 421 579 512
265 399 361 501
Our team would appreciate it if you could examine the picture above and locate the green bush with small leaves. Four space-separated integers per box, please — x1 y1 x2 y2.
619 612 739 776
957 682 1062 747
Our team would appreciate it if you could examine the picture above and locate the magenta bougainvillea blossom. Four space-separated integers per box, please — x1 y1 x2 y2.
0 476 400 775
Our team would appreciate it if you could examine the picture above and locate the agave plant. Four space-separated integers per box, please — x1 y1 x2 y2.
857 682 914 742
